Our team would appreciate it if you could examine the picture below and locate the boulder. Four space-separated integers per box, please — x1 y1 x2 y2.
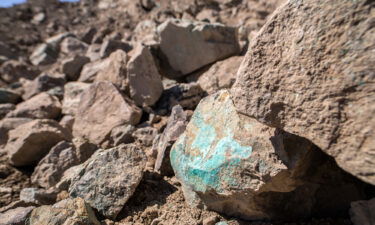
154 105 187 175
99 39 132 58
69 144 146 219
22 73 66 100
31 140 97 189
350 198 375 225
28 197 100 225
79 58 110 82
0 206 35 225
20 188 57 205
62 82 91 115
0 60 39 83
6 92 61 119
29 43 58 66
61 55 90 81
171 90 365 220
231 0 375 185
127 45 163 107
6 119 71 166
60 37 88 55
189 56 243 94
73 81 142 146
0 103 15 119
0 88 20 104
157 19 240 76
95 49 128 91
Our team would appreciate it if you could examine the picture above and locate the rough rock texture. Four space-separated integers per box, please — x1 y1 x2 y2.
62 82 90 115
19 188 57 205
0 118 32 147
73 81 142 146
109 125 135 147
69 144 146 219
79 58 111 82
29 43 58 66
158 19 240 76
28 197 100 225
171 90 365 220
22 73 66 100
350 198 375 225
61 55 90 81
231 0 375 185
6 92 61 119
95 49 128 91
99 39 132 58
31 140 97 189
0 206 35 225
6 119 72 166
132 126 159 147
154 105 187 175
60 37 88 55
127 45 163 106
0 88 20 104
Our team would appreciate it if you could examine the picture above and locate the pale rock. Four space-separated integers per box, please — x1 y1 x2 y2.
45 32 74 50
133 126 158 147
59 115 74 132
62 82 91 115
85 43 101 61
73 81 142 146
99 39 132 58
61 55 90 81
79 58 110 82
69 144 146 219
0 206 35 225
0 118 32 147
60 37 88 55
20 188 57 205
6 119 72 166
29 43 58 66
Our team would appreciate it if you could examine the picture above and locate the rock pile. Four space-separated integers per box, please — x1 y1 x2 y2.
0 0 374 224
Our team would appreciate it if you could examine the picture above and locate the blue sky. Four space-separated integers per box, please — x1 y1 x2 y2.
0 0 79 7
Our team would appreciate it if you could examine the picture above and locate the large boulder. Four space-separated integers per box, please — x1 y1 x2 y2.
69 144 146 219
28 197 100 225
5 119 72 166
157 19 240 76
127 45 163 107
73 81 142 146
62 82 91 115
6 92 61 119
171 90 365 220
231 0 375 185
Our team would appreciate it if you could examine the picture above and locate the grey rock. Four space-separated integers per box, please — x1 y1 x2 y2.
69 144 146 219
0 206 35 225
22 73 65 100
0 88 20 104
6 119 72 166
157 19 240 76
61 55 90 81
60 37 88 55
109 125 135 147
29 43 58 66
20 188 57 205
133 126 158 147
350 198 375 225
62 82 91 115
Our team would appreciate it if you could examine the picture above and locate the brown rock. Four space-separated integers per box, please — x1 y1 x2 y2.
59 115 74 132
6 92 61 119
19 188 57 205
0 206 35 225
62 82 91 115
60 37 88 55
6 119 72 166
0 103 15 119
61 55 90 81
99 39 132 58
0 118 32 147
350 198 375 225
0 60 39 83
29 43 58 66
22 73 65 100
231 0 375 184
79 58 110 82
73 81 142 146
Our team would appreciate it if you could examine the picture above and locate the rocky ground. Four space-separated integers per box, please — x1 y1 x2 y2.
0 0 374 225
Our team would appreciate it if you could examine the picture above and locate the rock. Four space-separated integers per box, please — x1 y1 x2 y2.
350 198 375 225
95 50 128 91
62 82 91 115
45 32 74 50
0 118 32 147
140 0 155 10
85 44 101 61
59 115 74 132
0 103 15 119
0 200 37 213
29 43 58 66
128 45 163 107
6 92 61 119
109 125 135 147
69 144 146 219
73 81 142 146
231 0 375 185
0 206 35 225
32 12 45 24
20 188 57 205
132 20 157 45
99 39 132 58
133 126 158 147
79 58 111 82
0 88 20 104
60 37 88 55
31 140 97 189
28 197 100 225
6 119 71 166
22 73 66 100
203 215 219 225
157 19 240 76
0 60 39 83
158 82 205 110
189 56 243 94
61 55 90 81
80 27 97 44
171 90 365 220
154 105 187 175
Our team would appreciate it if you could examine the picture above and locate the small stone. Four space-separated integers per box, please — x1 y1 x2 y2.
73 81 142 146
32 12 45 24
0 88 20 104
61 55 90 81
20 188 57 205
22 73 66 100
133 126 158 147
69 144 146 219
85 44 101 61
6 92 61 119
28 197 100 225
157 19 240 76
62 82 91 115
0 206 35 225
99 39 132 58
6 119 72 166
60 37 88 55
350 198 375 225
45 32 74 50
29 43 58 66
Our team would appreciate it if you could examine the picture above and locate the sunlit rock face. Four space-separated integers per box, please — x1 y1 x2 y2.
171 90 366 221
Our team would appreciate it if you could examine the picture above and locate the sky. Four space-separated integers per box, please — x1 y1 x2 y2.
0 0 79 7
